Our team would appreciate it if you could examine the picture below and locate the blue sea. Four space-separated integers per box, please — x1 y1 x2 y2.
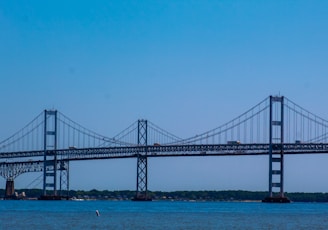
1 200 328 229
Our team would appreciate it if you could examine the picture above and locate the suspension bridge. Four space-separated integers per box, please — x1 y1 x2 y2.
1 95 328 202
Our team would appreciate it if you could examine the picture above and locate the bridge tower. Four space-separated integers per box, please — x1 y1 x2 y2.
263 96 290 203
41 110 59 199
133 119 151 201
40 110 70 200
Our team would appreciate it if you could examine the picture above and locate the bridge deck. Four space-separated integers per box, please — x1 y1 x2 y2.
1 143 328 162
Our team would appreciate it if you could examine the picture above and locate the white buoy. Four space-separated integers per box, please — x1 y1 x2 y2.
96 210 100 216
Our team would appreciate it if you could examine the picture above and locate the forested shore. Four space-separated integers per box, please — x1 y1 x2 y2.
2 189 328 202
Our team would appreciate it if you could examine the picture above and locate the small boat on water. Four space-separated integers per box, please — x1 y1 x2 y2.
70 197 85 201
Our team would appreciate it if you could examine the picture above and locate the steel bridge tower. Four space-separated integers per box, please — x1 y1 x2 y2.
263 96 290 203
40 110 69 200
42 110 58 198
133 119 151 201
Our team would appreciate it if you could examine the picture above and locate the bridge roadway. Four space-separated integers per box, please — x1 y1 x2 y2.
2 143 328 180
1 143 328 161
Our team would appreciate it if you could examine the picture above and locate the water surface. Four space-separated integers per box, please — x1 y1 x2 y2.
1 200 328 229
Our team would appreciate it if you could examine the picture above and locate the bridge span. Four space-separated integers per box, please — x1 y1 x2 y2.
2 143 328 160
1 95 328 202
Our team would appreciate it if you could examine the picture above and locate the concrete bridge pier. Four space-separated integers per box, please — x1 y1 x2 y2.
5 179 15 199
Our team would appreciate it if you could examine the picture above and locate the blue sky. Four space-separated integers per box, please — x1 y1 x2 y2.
1 1 328 192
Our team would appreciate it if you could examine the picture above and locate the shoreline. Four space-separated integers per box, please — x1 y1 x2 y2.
2 189 328 202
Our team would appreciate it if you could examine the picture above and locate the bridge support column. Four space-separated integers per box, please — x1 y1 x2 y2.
59 161 70 199
263 96 290 203
5 179 15 199
134 155 150 201
40 110 60 200
133 120 151 201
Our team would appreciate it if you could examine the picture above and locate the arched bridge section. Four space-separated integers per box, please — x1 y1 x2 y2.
1 95 328 202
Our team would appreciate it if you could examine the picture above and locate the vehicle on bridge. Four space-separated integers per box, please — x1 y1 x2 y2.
227 141 241 145
151 143 160 155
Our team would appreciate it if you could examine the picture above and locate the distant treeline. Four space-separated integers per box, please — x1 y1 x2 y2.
2 189 328 202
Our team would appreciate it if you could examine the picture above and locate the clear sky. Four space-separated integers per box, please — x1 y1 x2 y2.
1 0 328 192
